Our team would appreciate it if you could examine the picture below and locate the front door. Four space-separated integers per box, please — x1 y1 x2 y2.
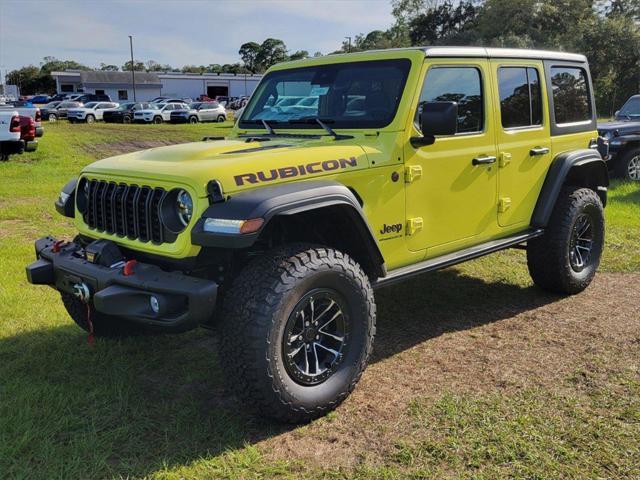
490 60 552 227
404 60 498 254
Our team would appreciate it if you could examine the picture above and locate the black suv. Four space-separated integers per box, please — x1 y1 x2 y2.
598 94 640 181
103 102 153 124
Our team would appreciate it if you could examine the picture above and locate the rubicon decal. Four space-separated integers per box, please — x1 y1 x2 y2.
234 157 358 186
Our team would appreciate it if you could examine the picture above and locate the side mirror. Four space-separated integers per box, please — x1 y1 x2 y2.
411 101 458 148
614 110 620 118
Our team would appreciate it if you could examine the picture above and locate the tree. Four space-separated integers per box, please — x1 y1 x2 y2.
288 50 309 61
122 60 145 71
99 63 119 71
256 38 288 70
408 1 479 46
239 42 261 72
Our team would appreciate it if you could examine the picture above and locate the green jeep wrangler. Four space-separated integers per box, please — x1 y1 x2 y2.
27 47 608 422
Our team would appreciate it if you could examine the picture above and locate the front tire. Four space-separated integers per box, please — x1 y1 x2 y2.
615 148 640 181
153 116 163 124
48 114 57 122
122 115 132 124
189 116 198 124
527 187 604 294
219 244 376 423
85 114 95 124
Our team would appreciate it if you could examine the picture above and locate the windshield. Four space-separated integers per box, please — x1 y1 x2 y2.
45 101 61 108
189 102 202 109
618 97 640 118
59 102 79 108
239 59 411 129
117 103 135 110
84 102 99 109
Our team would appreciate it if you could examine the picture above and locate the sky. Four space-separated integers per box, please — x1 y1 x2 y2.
0 0 395 77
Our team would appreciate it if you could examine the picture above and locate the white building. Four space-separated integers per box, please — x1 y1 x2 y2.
51 70 263 101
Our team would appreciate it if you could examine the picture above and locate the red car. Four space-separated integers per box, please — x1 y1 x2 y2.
19 115 38 152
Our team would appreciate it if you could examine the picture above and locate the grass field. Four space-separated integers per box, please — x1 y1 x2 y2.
1 122 639 479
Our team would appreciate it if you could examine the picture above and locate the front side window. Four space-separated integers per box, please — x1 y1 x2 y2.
550 66 591 124
240 59 411 129
118 90 128 100
498 67 542 128
416 66 484 134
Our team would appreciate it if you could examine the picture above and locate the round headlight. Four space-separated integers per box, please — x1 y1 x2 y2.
176 189 193 226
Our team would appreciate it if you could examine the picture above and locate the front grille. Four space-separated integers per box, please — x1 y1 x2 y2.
83 179 167 244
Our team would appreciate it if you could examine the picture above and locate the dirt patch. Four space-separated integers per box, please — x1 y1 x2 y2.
82 140 183 159
255 271 640 468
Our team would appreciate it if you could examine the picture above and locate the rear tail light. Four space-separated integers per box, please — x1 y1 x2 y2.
35 109 41 122
9 115 20 133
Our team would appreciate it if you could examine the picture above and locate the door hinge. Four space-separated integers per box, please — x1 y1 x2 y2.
498 197 512 213
406 217 423 235
405 165 422 183
499 152 512 168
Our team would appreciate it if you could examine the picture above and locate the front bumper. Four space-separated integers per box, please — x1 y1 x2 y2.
170 116 189 123
26 237 218 332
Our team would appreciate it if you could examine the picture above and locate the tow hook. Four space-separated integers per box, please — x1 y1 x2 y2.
73 282 91 303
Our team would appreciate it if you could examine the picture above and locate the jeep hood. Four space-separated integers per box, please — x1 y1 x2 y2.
81 138 369 197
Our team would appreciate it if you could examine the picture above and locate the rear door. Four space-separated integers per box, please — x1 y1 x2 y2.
490 60 551 227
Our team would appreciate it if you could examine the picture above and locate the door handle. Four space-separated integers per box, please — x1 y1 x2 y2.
472 155 497 166
530 147 550 156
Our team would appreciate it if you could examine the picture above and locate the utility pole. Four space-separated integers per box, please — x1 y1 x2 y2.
129 35 137 101
344 36 352 53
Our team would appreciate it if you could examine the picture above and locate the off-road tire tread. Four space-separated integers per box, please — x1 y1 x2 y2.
527 186 604 294
219 244 375 423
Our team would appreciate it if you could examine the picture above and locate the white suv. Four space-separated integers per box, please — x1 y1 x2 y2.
67 102 119 123
133 103 188 124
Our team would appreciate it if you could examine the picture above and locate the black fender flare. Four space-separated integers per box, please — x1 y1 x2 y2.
531 149 609 228
191 180 385 274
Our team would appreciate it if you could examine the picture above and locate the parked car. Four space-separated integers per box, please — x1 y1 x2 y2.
0 110 22 161
133 102 188 123
50 101 82 121
598 94 640 181
0 103 43 137
30 95 51 104
103 102 153 123
18 115 38 152
67 102 119 123
40 101 62 121
49 94 69 102
169 102 227 124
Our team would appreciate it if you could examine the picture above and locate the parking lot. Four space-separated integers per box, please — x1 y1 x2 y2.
1 122 639 478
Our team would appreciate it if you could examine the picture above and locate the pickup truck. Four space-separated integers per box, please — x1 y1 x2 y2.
0 103 44 138
0 110 23 161
19 115 38 152
598 94 640 181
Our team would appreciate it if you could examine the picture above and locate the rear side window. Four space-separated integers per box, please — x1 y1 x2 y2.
550 66 591 124
417 66 483 134
498 67 542 128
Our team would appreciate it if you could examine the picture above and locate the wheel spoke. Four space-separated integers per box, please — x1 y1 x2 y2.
303 345 310 375
574 247 584 267
320 309 342 331
314 300 335 324
315 342 340 358
318 329 344 342
312 343 320 374
288 342 305 358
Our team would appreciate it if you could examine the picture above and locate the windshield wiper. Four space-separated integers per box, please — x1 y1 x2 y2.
261 119 276 135
287 117 352 140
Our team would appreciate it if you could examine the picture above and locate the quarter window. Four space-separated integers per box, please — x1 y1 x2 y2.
498 67 542 128
416 67 483 134
550 66 591 124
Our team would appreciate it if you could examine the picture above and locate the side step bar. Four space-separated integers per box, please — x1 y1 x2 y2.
374 229 544 289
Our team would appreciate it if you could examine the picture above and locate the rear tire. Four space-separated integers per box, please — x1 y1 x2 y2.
61 293 149 337
219 244 376 423
217 115 226 122
527 187 604 294
615 148 640 181
122 115 132 124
